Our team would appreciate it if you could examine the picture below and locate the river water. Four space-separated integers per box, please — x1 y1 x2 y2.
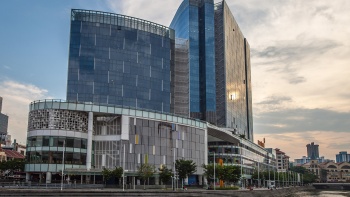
289 190 350 197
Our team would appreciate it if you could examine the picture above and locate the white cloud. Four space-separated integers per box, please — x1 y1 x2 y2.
107 0 183 26
0 80 52 144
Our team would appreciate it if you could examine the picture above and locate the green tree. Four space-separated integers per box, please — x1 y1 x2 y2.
202 164 215 183
251 170 264 186
112 167 123 180
217 165 241 187
102 168 113 181
137 163 156 189
175 159 197 188
289 166 318 184
102 166 123 186
0 159 25 173
158 166 172 185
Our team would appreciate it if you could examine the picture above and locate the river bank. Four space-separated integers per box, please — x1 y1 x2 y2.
0 186 314 196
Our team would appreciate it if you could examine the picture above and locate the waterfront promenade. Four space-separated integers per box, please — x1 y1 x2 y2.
0 186 309 197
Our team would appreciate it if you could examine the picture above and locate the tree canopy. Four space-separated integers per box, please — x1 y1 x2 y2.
175 159 197 181
137 163 156 189
0 159 25 172
158 166 172 184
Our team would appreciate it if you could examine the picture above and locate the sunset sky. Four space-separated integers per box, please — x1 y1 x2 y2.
0 0 349 161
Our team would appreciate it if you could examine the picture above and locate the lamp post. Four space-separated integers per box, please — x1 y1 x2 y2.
123 143 125 191
267 158 271 188
240 138 243 189
173 147 176 191
60 140 66 191
257 161 260 188
213 151 216 190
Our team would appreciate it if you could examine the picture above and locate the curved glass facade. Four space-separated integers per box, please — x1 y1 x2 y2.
25 100 207 176
170 0 216 123
26 136 87 165
67 10 175 113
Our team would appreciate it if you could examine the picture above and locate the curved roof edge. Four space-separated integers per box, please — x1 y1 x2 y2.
72 9 175 39
29 99 206 129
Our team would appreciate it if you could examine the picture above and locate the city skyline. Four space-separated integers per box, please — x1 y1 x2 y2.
0 0 349 160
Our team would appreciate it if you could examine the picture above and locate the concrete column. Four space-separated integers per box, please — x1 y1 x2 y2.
46 172 52 183
204 177 208 187
198 175 203 186
133 176 135 190
155 175 159 185
25 173 30 182
86 175 91 184
86 112 93 170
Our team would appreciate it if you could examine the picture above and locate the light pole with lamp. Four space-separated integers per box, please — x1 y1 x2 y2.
173 147 176 191
240 138 243 189
60 140 66 191
257 160 260 188
213 151 216 190
123 143 125 191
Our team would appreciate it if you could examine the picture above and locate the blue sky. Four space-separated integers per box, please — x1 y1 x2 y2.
1 0 350 160
0 0 116 99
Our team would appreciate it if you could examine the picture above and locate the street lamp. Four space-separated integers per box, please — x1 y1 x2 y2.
123 143 125 191
173 147 176 191
60 140 66 191
257 160 260 188
240 138 243 189
213 151 216 190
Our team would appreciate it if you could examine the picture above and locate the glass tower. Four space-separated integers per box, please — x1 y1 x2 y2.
170 0 217 124
67 10 175 113
306 142 319 160
0 97 8 143
171 0 254 141
214 1 253 141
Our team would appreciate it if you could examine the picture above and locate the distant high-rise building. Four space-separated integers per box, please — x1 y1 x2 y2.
306 142 319 159
0 97 9 144
336 151 350 163
66 10 175 113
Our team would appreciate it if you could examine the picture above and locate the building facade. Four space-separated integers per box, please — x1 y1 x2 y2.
306 142 319 160
336 151 350 163
275 148 289 172
170 0 253 141
0 97 9 144
25 100 207 184
214 1 253 141
67 10 175 113
173 38 190 117
24 3 268 186
170 0 217 124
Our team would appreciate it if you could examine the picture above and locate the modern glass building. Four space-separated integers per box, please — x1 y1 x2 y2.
67 10 175 113
24 4 271 187
336 151 350 163
214 1 253 141
170 0 217 124
0 97 9 144
173 38 190 117
306 142 319 160
25 99 207 184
